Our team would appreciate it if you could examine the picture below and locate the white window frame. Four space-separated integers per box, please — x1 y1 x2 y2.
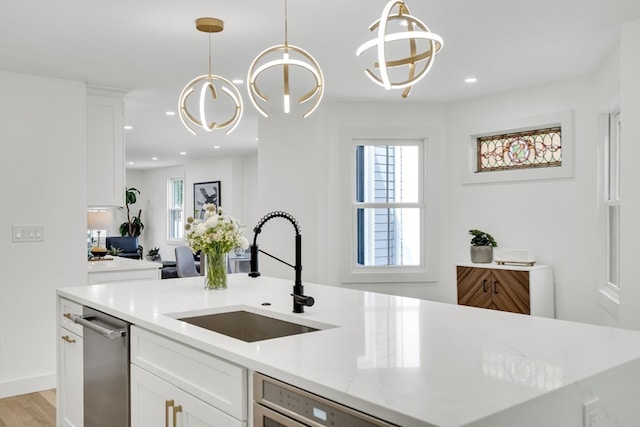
167 176 185 242
340 126 439 284
355 141 423 267
599 111 621 316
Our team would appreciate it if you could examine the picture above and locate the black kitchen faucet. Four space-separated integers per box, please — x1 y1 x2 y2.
249 211 314 313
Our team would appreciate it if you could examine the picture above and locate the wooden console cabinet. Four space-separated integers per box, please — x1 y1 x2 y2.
456 263 554 317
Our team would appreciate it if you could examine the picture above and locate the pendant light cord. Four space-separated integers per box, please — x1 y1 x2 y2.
208 32 213 78
284 0 289 51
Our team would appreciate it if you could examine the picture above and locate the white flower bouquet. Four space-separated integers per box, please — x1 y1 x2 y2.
185 204 249 254
185 204 248 289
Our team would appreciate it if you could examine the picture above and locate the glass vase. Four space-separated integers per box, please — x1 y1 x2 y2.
204 250 227 290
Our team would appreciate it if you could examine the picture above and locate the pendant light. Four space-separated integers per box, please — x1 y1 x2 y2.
356 0 443 98
179 18 243 135
247 0 324 118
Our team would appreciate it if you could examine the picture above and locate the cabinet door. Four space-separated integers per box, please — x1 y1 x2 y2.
490 269 530 314
87 88 125 207
457 266 492 309
131 365 245 427
59 328 83 427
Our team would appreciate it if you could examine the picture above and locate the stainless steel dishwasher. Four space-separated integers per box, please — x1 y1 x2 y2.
71 306 130 427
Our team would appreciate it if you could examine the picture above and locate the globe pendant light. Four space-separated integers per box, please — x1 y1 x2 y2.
179 18 243 135
247 0 324 118
356 0 443 98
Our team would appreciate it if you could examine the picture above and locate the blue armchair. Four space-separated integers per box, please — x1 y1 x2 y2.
105 236 142 259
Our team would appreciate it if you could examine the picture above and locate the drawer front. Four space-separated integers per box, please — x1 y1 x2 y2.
59 298 83 336
131 365 246 427
130 326 247 421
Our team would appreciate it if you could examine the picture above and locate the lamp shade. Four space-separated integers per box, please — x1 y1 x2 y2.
87 210 112 230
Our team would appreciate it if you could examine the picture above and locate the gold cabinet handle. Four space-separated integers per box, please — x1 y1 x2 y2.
173 404 183 427
165 400 174 427
61 335 76 344
63 312 73 320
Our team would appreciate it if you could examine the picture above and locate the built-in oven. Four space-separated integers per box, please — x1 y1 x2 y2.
253 372 397 427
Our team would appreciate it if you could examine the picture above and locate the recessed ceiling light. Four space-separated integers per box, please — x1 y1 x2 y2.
213 145 221 149
166 111 176 116
128 161 135 165
464 77 478 84
124 125 133 130
151 157 158 160
179 152 187 156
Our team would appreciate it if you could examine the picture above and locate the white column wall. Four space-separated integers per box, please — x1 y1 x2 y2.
0 71 87 397
618 20 640 330
254 110 323 284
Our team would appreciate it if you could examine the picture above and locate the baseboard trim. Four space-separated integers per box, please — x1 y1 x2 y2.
0 373 56 398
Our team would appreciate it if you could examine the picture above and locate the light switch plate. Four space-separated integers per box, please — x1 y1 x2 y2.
12 225 44 242
583 397 600 427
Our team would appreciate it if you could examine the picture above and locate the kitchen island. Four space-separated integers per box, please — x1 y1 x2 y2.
57 274 640 426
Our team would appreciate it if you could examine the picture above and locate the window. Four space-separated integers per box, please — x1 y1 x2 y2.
168 177 184 241
605 112 621 294
476 127 562 172
462 110 574 185
354 140 423 268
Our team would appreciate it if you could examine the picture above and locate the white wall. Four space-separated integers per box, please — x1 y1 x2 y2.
0 71 87 397
321 102 449 301
446 75 602 324
254 110 324 283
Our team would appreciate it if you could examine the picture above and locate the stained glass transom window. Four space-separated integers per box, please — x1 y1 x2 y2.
477 126 562 172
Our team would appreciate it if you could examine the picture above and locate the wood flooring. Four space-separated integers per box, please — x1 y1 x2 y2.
0 389 56 427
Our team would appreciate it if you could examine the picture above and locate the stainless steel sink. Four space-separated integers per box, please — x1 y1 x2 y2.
177 310 321 342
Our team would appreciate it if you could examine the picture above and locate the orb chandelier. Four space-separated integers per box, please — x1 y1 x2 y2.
356 0 443 98
178 18 243 135
247 0 324 118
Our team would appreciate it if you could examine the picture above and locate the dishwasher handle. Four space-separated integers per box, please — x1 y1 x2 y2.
67 313 126 340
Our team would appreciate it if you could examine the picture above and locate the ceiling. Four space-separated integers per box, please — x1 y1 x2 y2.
2 0 639 170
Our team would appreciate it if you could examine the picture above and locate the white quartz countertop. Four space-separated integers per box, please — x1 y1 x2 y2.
57 275 640 426
87 256 162 272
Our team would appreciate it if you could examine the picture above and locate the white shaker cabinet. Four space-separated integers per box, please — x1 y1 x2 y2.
130 326 248 427
87 85 127 207
57 298 84 427
131 365 243 427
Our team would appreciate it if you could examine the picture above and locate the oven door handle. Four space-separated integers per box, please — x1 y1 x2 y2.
254 403 308 427
67 313 126 340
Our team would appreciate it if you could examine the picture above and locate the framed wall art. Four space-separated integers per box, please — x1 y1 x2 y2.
193 180 221 218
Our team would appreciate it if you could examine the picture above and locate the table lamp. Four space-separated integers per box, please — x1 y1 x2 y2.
87 210 112 257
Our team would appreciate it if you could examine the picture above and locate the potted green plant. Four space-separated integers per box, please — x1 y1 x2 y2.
119 187 144 237
469 229 497 263
147 247 161 261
